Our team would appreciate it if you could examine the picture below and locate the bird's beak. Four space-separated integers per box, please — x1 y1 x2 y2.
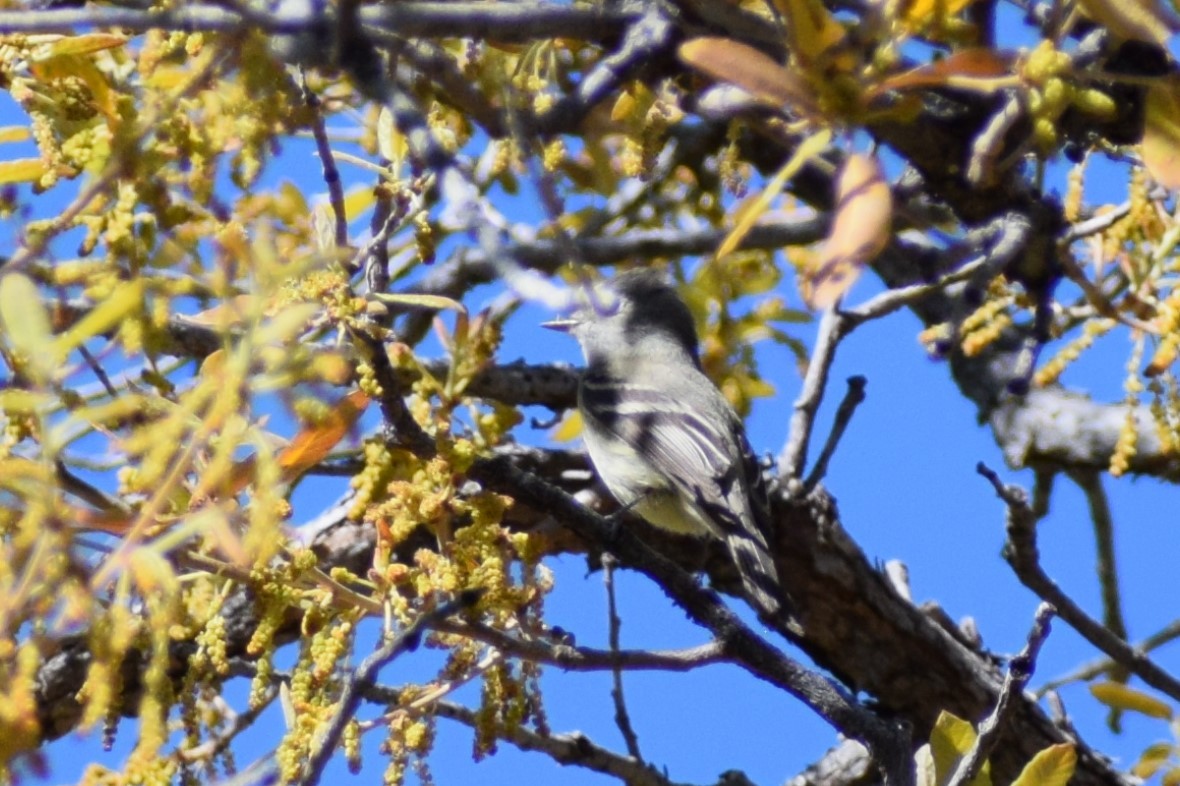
541 317 577 333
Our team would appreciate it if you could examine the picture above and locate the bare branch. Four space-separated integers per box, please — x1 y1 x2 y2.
979 463 1180 703
604 555 643 760
945 602 1056 786
803 376 867 494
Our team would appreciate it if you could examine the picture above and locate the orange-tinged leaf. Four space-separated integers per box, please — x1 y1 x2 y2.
679 37 818 116
802 154 891 309
1077 0 1177 47
1143 78 1180 189
277 390 370 481
717 128 832 259
1010 744 1076 786
0 158 47 185
875 49 1014 95
1090 681 1174 719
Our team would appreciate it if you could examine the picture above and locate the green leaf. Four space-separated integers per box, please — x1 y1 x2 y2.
1010 744 1076 786
1090 681 1174 719
716 127 831 260
372 292 467 312
0 272 55 384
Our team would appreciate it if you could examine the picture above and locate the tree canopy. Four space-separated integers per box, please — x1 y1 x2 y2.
1 1 1180 786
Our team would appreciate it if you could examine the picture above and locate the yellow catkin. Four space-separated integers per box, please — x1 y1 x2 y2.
1111 334 1146 476
1034 317 1115 387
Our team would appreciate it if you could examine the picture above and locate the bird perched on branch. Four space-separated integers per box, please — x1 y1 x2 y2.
544 268 783 617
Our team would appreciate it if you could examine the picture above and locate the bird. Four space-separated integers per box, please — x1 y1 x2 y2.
543 268 783 617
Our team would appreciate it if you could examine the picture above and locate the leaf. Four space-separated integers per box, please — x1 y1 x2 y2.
0 158 47 185
1010 744 1076 786
903 0 976 29
0 127 30 145
1132 741 1175 778
277 390 370 482
874 49 1015 95
1077 0 1177 47
0 272 55 384
801 153 891 309
716 127 832 259
679 37 818 116
1143 78 1180 189
1090 681 1174 719
372 292 467 312
929 710 978 773
551 409 583 443
53 278 144 359
772 0 848 69
34 33 127 58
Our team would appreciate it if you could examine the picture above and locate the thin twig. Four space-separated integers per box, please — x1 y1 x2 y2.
433 620 726 672
603 554 643 760
780 308 848 481
979 462 1180 703
1066 470 1127 646
803 376 867 493
1038 619 1180 695
296 591 482 786
300 69 349 251
945 602 1057 786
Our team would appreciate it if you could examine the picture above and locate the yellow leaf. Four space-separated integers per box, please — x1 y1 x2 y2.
1090 681 1174 719
1143 78 1180 189
551 409 583 443
1077 0 1177 47
372 292 467 312
903 0 976 29
802 153 892 309
39 33 127 58
0 127 30 144
679 37 818 116
342 185 375 222
0 272 55 383
53 278 144 359
0 158 47 185
1010 744 1076 786
1163 765 1180 786
1132 742 1175 779
30 53 117 120
773 0 848 68
716 127 832 259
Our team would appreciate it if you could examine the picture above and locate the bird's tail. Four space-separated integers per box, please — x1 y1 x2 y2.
727 530 783 618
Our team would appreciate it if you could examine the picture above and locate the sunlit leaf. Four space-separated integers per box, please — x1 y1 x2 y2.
903 0 975 28
0 126 30 144
0 158 47 185
1077 0 1177 47
34 33 127 58
801 153 891 309
0 272 55 384
1132 741 1175 778
277 390 370 482
679 37 818 116
1010 744 1076 786
772 0 848 69
1143 78 1180 189
1090 681 1174 719
717 128 832 259
551 409 583 442
53 278 144 359
372 292 467 312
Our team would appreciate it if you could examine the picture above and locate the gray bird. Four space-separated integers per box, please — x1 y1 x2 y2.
544 269 782 616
